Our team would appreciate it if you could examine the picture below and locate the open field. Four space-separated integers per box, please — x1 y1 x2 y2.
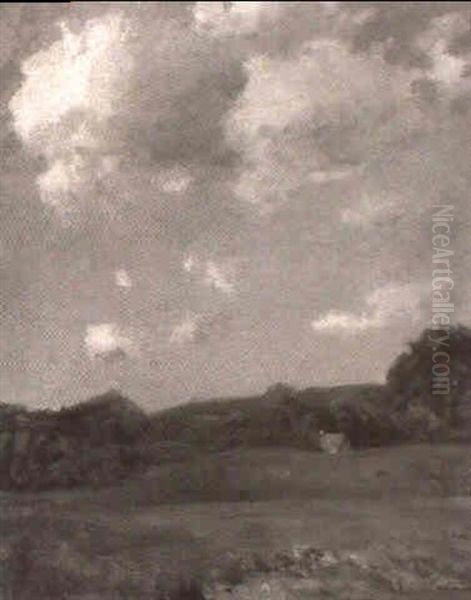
1 444 471 598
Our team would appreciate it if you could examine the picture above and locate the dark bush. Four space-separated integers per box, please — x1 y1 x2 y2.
387 324 471 437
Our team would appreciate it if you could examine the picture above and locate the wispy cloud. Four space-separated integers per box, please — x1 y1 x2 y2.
340 193 400 227
309 167 362 185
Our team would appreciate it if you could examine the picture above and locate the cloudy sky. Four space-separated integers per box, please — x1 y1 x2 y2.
1 2 470 410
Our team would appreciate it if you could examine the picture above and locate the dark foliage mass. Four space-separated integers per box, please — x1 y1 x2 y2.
387 325 471 441
0 390 149 491
1 326 471 491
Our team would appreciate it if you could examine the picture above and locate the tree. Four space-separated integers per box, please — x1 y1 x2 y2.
386 324 471 437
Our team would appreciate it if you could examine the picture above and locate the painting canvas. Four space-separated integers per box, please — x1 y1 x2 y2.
1 2 471 598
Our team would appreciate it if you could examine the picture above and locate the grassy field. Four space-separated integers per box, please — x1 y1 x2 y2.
1 443 471 598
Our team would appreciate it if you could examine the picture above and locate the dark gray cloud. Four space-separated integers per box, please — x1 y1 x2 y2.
193 310 235 344
349 2 468 64
94 347 129 364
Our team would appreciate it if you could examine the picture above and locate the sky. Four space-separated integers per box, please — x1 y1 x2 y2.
1 2 470 410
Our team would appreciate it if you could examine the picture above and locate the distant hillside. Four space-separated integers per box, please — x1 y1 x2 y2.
1 325 471 491
146 382 395 453
0 383 393 491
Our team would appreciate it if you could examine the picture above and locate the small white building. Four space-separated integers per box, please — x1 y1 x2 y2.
319 431 350 454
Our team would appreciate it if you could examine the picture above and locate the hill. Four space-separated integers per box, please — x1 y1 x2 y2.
145 382 395 453
1 324 471 492
1 383 393 491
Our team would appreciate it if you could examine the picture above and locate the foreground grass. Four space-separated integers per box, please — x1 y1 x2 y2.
1 444 470 598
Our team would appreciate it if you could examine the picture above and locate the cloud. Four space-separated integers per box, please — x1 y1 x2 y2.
429 39 468 89
193 2 278 38
309 166 362 184
2 2 470 410
153 166 192 195
182 254 196 273
311 311 375 333
85 323 133 358
349 3 471 108
311 283 424 333
36 156 83 211
95 347 129 364
349 3 467 66
204 260 236 295
9 14 130 145
169 314 198 345
8 6 246 224
169 310 233 345
340 192 401 227
415 12 471 97
115 269 132 288
192 1 340 59
193 311 233 343
225 40 416 213
9 12 131 217
182 254 237 296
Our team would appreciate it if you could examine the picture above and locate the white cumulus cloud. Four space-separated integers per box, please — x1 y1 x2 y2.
169 315 198 345
225 40 415 213
205 260 236 295
85 323 133 358
115 269 132 288
182 255 237 296
312 283 424 333
9 13 132 216
183 254 196 273
10 15 129 144
153 166 192 195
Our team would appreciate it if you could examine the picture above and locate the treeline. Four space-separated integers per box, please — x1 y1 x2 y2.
0 392 149 490
145 324 471 450
1 325 470 491
387 324 471 441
